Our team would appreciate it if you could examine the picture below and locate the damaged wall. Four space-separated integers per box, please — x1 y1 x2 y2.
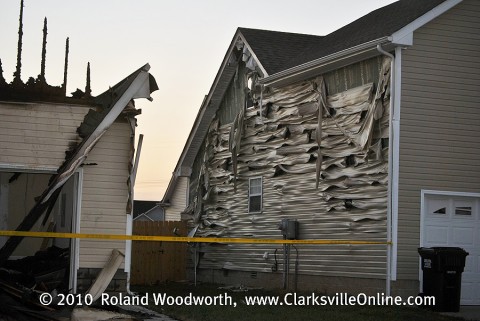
0 101 132 269
187 56 391 279
4 172 50 257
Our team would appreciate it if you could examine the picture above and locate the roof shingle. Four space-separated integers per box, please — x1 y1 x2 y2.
240 0 447 74
238 28 323 75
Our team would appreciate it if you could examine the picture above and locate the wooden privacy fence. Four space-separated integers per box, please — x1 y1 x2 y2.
131 220 188 285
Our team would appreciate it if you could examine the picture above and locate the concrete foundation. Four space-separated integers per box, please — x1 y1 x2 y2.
189 268 420 298
76 268 127 294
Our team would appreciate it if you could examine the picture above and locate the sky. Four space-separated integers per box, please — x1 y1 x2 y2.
0 0 396 201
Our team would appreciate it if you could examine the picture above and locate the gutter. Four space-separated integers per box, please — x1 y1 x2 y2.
260 37 391 87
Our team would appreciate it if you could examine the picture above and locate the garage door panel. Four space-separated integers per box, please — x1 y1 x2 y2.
461 281 478 306
425 226 449 244
452 227 474 247
423 194 480 306
463 255 475 274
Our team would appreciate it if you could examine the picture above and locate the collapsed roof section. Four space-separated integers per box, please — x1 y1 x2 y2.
0 63 158 266
0 0 118 105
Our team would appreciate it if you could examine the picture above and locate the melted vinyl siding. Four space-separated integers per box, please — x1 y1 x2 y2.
166 177 188 221
191 58 391 279
397 0 480 280
79 121 131 269
0 102 89 169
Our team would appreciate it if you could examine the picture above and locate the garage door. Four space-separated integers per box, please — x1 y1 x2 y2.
422 192 480 305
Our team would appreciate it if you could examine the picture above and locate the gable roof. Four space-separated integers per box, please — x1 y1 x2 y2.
238 28 323 75
133 200 160 218
161 0 461 205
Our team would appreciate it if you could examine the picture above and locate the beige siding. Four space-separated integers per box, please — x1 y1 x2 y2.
165 177 188 221
79 121 131 268
397 0 480 279
0 101 133 269
0 102 89 169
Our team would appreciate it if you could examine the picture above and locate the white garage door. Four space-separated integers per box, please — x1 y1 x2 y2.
422 192 480 305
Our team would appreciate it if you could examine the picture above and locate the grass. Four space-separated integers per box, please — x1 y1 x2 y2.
132 282 465 321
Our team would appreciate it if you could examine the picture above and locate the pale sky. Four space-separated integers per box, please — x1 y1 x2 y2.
0 0 396 201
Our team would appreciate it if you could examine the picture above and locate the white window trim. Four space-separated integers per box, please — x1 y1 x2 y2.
248 177 263 213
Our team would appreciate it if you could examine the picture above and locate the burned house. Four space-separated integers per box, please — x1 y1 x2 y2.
162 0 480 304
0 0 157 305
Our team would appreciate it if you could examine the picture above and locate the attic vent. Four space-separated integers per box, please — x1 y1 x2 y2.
250 271 257 279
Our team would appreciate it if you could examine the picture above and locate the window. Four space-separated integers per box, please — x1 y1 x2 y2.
427 198 448 216
248 177 262 213
455 207 472 216
454 200 473 216
433 207 446 215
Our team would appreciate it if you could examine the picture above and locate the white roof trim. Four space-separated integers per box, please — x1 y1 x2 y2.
261 37 390 87
238 33 269 77
390 0 463 45
133 213 154 221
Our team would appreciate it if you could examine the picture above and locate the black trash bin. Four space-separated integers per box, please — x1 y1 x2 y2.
418 247 469 312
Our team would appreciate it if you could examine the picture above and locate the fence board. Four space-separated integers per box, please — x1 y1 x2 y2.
131 221 187 285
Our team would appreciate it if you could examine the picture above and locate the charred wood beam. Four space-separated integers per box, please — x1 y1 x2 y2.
13 0 24 85
85 62 91 97
40 17 47 82
0 59 6 85
8 172 21 184
62 37 69 96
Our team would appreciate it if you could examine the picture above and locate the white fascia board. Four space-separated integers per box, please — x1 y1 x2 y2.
390 0 462 45
261 37 390 87
238 33 269 77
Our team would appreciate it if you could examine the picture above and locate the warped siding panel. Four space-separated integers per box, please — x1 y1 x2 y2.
165 177 188 221
189 58 391 279
79 121 131 269
397 0 480 280
0 103 89 169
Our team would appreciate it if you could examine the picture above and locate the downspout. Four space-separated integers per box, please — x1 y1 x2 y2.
376 44 394 296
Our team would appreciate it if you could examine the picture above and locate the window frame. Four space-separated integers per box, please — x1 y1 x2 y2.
248 177 263 213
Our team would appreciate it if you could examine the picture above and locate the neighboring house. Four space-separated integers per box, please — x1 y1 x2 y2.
0 4 157 295
133 200 164 221
164 0 480 304
161 172 189 221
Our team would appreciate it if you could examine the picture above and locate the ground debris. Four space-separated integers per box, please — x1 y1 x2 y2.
0 246 70 320
217 284 263 292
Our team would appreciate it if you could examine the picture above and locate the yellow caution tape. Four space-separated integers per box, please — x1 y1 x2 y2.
0 230 391 245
